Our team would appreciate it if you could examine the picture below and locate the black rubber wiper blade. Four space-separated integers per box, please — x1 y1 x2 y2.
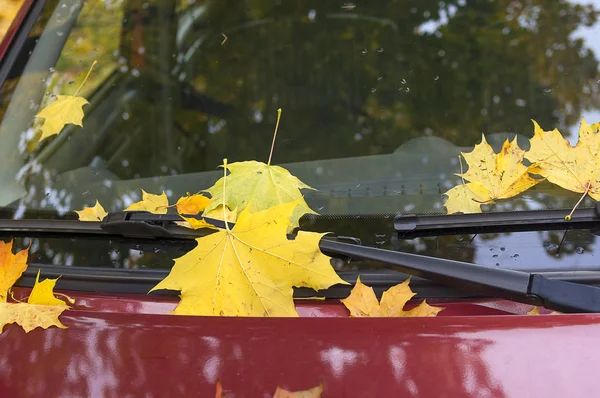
395 204 600 238
321 239 600 313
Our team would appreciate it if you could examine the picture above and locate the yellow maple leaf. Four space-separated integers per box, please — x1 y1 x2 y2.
75 200 108 222
175 193 212 215
34 61 96 143
341 276 443 317
205 205 237 223
151 172 346 316
203 160 316 227
444 135 541 214
273 383 324 398
0 303 67 333
125 190 168 214
0 240 28 302
526 118 600 218
28 270 68 307
527 306 560 315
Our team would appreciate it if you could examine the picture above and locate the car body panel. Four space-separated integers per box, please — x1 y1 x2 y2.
0 288 598 397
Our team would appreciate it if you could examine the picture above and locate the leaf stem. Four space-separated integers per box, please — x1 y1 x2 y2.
222 158 230 231
267 108 282 166
74 60 97 96
566 182 591 220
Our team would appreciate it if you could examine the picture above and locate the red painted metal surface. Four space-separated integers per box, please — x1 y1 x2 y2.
1 289 598 397
0 0 34 60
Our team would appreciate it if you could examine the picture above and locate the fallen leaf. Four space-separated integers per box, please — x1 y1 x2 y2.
28 270 68 307
75 200 107 221
0 302 67 333
205 205 238 223
443 183 487 214
176 193 212 215
273 383 323 398
203 161 316 227
33 61 96 142
527 306 560 315
151 199 346 316
341 276 443 317
444 135 541 213
0 240 28 302
215 380 224 398
125 190 168 214
179 216 219 230
526 118 600 204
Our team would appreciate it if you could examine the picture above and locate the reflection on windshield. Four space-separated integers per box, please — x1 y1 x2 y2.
1 1 600 271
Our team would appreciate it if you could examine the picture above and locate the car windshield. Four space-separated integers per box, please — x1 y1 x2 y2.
1 0 600 273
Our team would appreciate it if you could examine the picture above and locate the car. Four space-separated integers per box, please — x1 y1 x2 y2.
1 0 600 396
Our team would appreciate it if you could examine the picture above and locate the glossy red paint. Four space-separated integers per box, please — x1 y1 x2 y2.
0 0 34 59
1 288 598 397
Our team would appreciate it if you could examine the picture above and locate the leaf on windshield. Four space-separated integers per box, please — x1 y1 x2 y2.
151 160 346 317
0 240 70 334
33 61 97 143
341 276 443 317
175 193 212 215
527 306 560 315
526 118 600 219
0 240 28 302
203 109 315 228
444 135 542 214
203 160 316 228
75 200 108 222
273 383 324 398
125 189 169 214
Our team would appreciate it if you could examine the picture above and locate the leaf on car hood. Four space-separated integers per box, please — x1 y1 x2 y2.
273 383 324 397
341 276 443 317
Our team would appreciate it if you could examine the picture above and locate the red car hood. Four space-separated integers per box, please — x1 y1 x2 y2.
1 290 598 397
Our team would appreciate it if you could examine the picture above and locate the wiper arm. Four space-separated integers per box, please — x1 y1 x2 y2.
321 240 600 313
3 211 600 313
395 204 600 238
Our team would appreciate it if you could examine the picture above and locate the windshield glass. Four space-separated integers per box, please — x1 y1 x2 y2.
1 0 600 272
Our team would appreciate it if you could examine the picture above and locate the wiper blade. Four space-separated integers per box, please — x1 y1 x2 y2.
395 204 600 238
3 211 600 313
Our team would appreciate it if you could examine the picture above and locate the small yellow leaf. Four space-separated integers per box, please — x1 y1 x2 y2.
75 200 107 221
444 135 541 214
273 383 323 398
151 199 346 317
176 193 212 215
0 302 67 333
28 270 68 307
205 205 238 223
34 95 89 142
527 306 560 315
180 216 219 230
203 161 315 227
125 190 168 214
341 276 443 317
0 240 28 303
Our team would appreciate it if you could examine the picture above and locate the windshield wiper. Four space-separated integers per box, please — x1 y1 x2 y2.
3 211 600 313
395 204 600 238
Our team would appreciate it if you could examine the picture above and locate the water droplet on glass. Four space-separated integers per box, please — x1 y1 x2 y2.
405 87 410 93
513 253 520 259
401 79 407 85
500 247 506 251
495 263 500 266
68 80 75 85
361 49 368 54
433 75 439 81
576 247 585 254
492 254 498 258
370 87 377 92
544 88 552 94
122 113 130 120
377 76 383 81
56 31 63 36
376 47 384 53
